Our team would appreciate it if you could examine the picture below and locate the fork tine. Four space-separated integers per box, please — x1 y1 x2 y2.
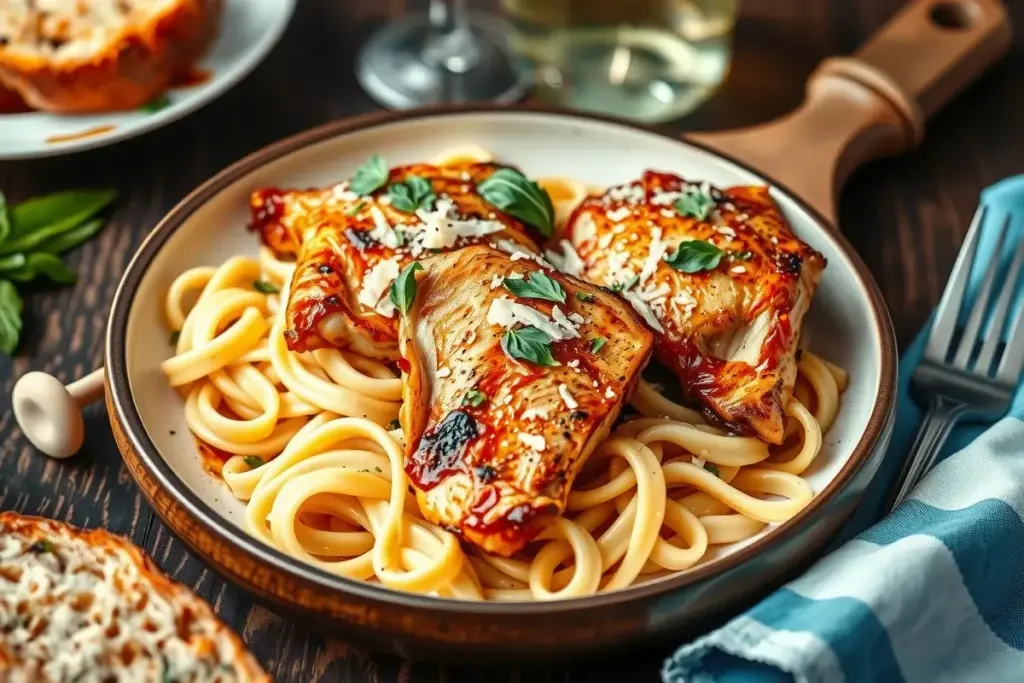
953 213 1011 370
977 218 1023 375
997 238 1024 385
925 205 987 362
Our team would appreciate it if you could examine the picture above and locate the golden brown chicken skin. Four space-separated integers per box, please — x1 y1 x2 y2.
398 245 653 556
563 171 825 445
249 163 539 357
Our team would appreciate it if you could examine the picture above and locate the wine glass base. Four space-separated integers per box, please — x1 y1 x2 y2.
357 13 533 109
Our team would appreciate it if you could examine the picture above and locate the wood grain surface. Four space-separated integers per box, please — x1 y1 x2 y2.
1 1 1021 680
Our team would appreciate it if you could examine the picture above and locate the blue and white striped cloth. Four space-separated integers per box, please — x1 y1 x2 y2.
663 176 1024 683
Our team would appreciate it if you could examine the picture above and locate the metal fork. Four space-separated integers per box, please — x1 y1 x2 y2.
888 204 1024 510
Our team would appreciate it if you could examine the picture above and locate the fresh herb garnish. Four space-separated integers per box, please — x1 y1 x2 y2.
169 330 180 346
28 539 53 553
140 93 171 113
611 273 640 292
349 154 389 196
503 271 565 303
674 186 716 221
374 466 382 473
590 337 608 354
386 419 401 431
388 175 436 213
664 240 724 273
243 456 264 469
734 250 753 260
704 462 721 477
501 326 559 367
253 280 279 294
0 189 115 355
463 389 487 407
389 261 423 316
477 168 555 237
576 291 595 303
345 200 366 216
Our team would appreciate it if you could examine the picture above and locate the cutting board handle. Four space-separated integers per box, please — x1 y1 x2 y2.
689 0 1011 225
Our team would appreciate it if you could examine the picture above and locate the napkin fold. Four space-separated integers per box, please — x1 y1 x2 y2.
663 176 1024 683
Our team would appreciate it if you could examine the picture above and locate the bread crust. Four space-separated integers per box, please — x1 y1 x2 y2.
0 0 224 113
0 512 269 682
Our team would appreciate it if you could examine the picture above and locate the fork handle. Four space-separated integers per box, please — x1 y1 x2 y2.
888 395 970 511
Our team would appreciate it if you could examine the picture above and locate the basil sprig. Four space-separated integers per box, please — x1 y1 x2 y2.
350 154 389 195
388 175 436 213
389 261 423 315
674 186 716 221
477 168 555 237
664 240 724 273
503 271 565 303
502 325 559 367
0 188 116 355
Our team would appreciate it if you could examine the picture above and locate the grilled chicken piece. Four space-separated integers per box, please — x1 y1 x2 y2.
249 162 539 357
563 171 825 444
398 245 654 556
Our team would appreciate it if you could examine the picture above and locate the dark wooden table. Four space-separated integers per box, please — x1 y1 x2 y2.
1 1 1021 680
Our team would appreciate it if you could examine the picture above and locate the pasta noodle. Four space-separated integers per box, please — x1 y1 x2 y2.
160 158 846 602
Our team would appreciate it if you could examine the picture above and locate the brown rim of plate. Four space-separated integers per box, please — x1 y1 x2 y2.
105 103 898 616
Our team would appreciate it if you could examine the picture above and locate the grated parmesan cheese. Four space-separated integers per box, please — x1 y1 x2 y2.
623 291 665 332
604 386 616 399
436 367 452 378
544 240 586 277
517 433 546 451
357 257 401 317
521 407 550 420
416 198 504 249
486 298 579 341
557 384 578 410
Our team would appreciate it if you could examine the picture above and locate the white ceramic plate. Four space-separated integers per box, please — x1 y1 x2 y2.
113 110 893 589
0 0 295 160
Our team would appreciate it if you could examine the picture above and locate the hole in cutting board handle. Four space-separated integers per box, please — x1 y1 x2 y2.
929 1 978 30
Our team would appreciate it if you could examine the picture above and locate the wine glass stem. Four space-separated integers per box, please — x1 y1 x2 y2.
424 0 480 73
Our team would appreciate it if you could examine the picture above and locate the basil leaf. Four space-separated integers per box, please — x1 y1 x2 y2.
477 168 555 237
502 271 565 303
252 280 279 294
243 456 264 469
576 291 595 303
611 273 640 292
6 253 77 284
349 154 389 196
664 240 724 273
704 462 721 477
38 218 105 254
140 94 171 113
674 186 716 221
0 253 26 273
590 337 608 354
0 192 9 245
387 183 415 212
389 261 423 316
501 325 559 367
1 189 116 255
462 389 487 407
0 280 23 355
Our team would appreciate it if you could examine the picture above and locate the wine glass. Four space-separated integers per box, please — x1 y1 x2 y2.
357 0 532 108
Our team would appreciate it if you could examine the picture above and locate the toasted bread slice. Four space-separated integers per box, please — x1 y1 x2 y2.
0 0 223 113
0 513 268 682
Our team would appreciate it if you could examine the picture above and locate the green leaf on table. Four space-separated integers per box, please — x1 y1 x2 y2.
38 218 105 254
664 240 724 274
0 280 23 355
0 192 10 245
503 271 566 303
477 168 555 237
5 253 77 284
1 189 116 255
501 325 559 367
349 154 389 196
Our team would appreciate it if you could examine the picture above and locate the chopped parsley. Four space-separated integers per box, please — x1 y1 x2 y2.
590 337 608 354
252 280 279 294
576 291 596 303
28 539 53 554
345 200 366 216
462 389 487 407
704 462 721 477
611 273 640 292
243 456 264 469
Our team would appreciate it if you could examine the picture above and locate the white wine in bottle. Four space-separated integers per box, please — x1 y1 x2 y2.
502 0 738 123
